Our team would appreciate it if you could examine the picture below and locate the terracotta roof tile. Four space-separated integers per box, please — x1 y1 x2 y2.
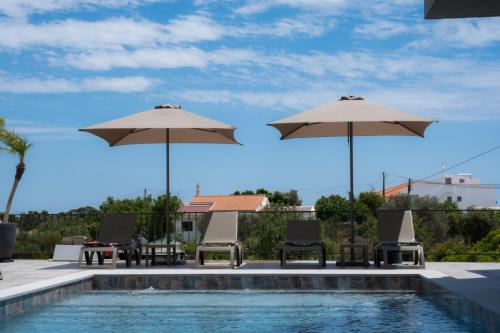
189 195 268 211
376 182 407 197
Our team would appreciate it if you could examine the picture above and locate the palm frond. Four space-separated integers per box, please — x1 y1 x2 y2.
0 127 32 157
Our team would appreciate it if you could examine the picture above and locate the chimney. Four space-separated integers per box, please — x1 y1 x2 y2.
195 182 200 196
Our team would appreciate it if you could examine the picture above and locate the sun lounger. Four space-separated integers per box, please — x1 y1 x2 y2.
280 220 326 268
374 210 425 269
195 211 242 269
78 213 141 269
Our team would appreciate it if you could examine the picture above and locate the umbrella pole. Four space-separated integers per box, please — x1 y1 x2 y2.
166 128 171 266
348 122 355 261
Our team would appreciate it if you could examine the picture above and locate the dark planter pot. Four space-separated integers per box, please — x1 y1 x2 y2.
0 223 17 261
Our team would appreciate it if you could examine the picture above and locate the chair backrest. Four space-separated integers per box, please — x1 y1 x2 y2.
98 213 137 245
286 220 322 244
201 211 238 244
377 210 415 243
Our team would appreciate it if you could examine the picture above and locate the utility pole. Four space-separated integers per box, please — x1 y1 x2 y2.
406 178 412 210
382 172 386 198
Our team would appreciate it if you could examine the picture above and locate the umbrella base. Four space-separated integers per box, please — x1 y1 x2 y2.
337 243 370 268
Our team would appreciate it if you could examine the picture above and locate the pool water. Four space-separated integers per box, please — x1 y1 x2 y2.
0 291 486 333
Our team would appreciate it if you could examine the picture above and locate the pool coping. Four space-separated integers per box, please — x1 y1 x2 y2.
0 268 497 332
0 268 446 300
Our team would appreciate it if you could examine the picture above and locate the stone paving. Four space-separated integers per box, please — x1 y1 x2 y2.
1 260 499 316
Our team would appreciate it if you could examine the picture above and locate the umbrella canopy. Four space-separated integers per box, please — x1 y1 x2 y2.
269 96 432 139
269 96 434 262
80 104 239 145
80 104 240 265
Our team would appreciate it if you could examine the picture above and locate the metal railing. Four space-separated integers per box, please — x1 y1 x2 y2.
2 209 499 261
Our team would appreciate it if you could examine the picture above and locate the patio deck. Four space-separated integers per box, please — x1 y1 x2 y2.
1 260 499 318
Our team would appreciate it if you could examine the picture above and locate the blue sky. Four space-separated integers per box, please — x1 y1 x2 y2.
0 0 499 212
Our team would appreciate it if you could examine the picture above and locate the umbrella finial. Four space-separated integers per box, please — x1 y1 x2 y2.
340 95 364 101
155 104 181 109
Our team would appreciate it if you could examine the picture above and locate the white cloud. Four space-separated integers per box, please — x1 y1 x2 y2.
354 20 412 39
0 75 155 93
230 16 333 38
0 13 331 52
172 88 340 110
234 0 348 15
0 0 162 19
171 85 500 121
0 15 224 50
60 47 257 70
411 18 500 49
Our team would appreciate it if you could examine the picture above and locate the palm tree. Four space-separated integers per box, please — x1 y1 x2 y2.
0 126 32 223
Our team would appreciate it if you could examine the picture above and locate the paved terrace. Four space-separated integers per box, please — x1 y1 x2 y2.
1 260 499 317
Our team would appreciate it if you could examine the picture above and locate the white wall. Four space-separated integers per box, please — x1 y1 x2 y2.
402 174 497 209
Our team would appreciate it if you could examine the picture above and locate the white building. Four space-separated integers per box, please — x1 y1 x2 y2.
381 173 497 209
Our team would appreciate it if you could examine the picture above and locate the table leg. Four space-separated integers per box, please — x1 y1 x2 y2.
167 244 171 267
173 245 176 266
340 246 345 268
363 246 369 267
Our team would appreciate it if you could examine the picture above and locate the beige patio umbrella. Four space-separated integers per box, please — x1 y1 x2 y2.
269 96 434 260
80 104 240 264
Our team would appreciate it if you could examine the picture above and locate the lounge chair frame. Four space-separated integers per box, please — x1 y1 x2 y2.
374 210 425 269
280 220 326 268
195 211 242 269
78 213 141 269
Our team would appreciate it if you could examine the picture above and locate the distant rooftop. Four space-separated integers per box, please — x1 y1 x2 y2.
178 195 269 212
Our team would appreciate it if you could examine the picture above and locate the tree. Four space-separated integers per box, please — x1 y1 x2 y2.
314 194 350 221
0 124 32 223
358 192 384 215
233 188 302 207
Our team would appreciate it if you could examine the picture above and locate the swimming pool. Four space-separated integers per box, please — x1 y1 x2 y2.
0 291 487 333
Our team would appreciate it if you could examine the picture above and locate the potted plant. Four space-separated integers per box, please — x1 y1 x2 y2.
0 118 32 261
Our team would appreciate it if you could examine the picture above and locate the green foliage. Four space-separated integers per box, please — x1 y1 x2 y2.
358 192 384 215
233 188 302 207
62 206 100 216
429 230 500 262
314 194 350 221
98 194 181 242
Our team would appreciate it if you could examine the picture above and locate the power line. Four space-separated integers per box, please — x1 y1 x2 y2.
418 144 500 182
385 144 500 186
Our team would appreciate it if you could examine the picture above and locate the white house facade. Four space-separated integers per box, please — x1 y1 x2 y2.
382 173 497 209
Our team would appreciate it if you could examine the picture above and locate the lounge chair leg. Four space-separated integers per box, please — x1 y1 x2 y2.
111 247 117 269
135 248 141 266
125 249 132 267
97 251 104 265
196 249 204 265
281 247 287 268
230 247 234 269
238 245 243 267
235 246 240 267
84 250 92 265
324 248 327 267
420 247 426 268
382 248 389 269
363 246 369 268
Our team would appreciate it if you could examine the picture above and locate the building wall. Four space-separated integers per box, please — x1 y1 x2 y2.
402 174 497 209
